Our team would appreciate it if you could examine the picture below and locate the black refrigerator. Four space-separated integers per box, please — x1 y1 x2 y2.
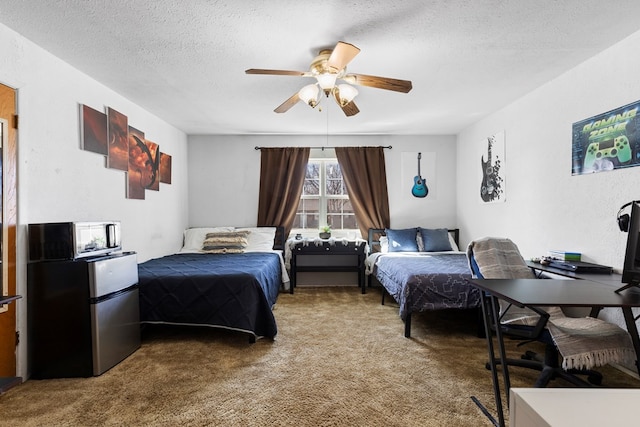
27 251 140 378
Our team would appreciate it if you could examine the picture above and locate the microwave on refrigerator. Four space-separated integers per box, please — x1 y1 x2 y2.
28 221 122 261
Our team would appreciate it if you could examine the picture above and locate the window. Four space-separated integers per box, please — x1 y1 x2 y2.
291 151 357 237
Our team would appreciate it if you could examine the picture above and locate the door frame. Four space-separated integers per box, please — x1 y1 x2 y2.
0 82 18 378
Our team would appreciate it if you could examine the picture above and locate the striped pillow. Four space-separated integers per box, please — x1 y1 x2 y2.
202 230 250 253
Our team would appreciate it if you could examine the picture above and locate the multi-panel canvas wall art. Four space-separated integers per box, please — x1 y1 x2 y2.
80 105 108 155
107 107 129 171
144 140 160 191
127 126 146 200
127 126 161 200
80 104 172 199
160 152 172 184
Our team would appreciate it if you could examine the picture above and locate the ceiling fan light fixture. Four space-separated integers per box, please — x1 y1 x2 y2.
247 41 412 116
337 84 358 105
298 84 319 107
316 73 338 96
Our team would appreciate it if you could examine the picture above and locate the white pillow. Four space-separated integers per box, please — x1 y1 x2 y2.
182 227 234 252
236 227 277 252
379 236 388 253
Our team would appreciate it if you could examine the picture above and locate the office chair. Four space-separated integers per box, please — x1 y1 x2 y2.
467 237 603 387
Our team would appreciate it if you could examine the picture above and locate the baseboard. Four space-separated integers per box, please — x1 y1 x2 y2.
0 376 22 394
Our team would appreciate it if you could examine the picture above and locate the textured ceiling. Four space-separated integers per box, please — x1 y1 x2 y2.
2 1 640 135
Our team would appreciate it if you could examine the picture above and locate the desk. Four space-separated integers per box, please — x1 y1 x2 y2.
288 239 367 294
526 260 623 288
467 278 640 427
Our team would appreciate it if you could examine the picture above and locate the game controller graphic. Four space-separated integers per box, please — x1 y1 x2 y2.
583 135 632 170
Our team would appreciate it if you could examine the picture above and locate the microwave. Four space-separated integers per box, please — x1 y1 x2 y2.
28 221 122 261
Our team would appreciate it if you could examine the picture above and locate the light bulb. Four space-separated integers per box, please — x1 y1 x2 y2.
316 73 338 96
298 84 319 107
337 84 358 105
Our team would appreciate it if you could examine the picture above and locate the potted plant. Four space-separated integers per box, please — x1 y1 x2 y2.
319 225 331 239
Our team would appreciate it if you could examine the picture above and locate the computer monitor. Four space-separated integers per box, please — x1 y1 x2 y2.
621 201 640 291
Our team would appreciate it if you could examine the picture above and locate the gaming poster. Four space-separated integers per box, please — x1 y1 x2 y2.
572 99 640 175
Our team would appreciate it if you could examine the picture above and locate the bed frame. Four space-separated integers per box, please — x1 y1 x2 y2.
272 226 286 251
367 227 478 338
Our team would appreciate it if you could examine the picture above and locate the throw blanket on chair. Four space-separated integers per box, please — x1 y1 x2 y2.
467 237 635 370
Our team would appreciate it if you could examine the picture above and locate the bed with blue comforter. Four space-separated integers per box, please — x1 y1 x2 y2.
367 227 480 337
138 250 283 342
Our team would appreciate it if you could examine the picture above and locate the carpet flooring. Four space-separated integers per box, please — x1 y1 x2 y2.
1 286 639 426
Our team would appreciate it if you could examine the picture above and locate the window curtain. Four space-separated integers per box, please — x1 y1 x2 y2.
335 146 390 238
257 147 310 237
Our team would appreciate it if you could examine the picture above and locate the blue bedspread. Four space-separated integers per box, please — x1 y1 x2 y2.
373 253 479 320
138 252 281 339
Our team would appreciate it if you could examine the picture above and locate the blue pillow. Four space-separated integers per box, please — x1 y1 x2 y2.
419 228 452 252
385 228 418 252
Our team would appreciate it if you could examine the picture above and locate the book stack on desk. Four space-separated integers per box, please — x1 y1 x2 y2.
548 250 581 261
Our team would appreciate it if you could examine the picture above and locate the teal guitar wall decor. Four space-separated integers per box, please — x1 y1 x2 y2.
412 152 428 198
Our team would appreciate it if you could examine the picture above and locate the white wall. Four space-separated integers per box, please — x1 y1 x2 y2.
187 134 458 230
456 30 640 336
456 29 640 270
0 23 189 379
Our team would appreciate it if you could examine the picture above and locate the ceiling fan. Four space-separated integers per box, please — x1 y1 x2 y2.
245 41 412 117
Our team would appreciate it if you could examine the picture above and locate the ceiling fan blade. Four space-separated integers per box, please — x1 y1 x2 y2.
327 41 361 72
340 100 360 117
343 73 413 93
245 68 310 77
332 89 360 117
274 92 300 113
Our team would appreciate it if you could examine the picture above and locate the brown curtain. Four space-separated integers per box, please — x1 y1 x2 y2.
335 146 390 238
257 147 310 237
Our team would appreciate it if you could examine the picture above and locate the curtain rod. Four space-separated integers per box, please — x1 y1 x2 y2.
254 145 392 150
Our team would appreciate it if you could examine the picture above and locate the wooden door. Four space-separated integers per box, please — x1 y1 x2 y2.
0 83 18 377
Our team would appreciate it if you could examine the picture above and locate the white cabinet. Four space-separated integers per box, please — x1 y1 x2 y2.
510 388 640 426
